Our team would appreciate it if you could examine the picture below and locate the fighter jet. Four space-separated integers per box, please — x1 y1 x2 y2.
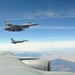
4 21 38 32
11 38 28 44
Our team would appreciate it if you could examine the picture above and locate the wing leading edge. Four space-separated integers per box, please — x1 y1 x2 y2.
0 52 40 75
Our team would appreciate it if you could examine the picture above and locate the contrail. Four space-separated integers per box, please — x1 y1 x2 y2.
31 26 75 29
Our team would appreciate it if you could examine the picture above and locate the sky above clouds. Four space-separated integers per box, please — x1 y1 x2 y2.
0 0 75 57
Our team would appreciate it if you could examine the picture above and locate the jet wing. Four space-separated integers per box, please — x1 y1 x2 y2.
0 51 75 75
0 52 40 75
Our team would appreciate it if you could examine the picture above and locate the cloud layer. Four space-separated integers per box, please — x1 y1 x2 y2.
0 41 75 62
0 41 75 51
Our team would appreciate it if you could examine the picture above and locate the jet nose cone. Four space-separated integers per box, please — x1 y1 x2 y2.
30 23 39 26
35 24 38 25
33 23 39 25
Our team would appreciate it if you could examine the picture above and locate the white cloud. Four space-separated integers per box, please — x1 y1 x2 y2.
6 10 75 20
0 41 75 51
18 10 75 19
18 11 59 20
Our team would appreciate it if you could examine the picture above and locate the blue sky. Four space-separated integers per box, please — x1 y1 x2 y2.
0 0 75 54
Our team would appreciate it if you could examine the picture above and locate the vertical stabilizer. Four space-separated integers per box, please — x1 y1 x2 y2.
4 21 11 26
11 38 15 42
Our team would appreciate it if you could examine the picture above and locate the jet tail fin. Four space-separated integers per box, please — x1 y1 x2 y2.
11 38 15 42
4 21 12 27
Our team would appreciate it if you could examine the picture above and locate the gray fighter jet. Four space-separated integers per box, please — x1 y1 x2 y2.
11 38 28 44
4 21 38 32
0 51 74 75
